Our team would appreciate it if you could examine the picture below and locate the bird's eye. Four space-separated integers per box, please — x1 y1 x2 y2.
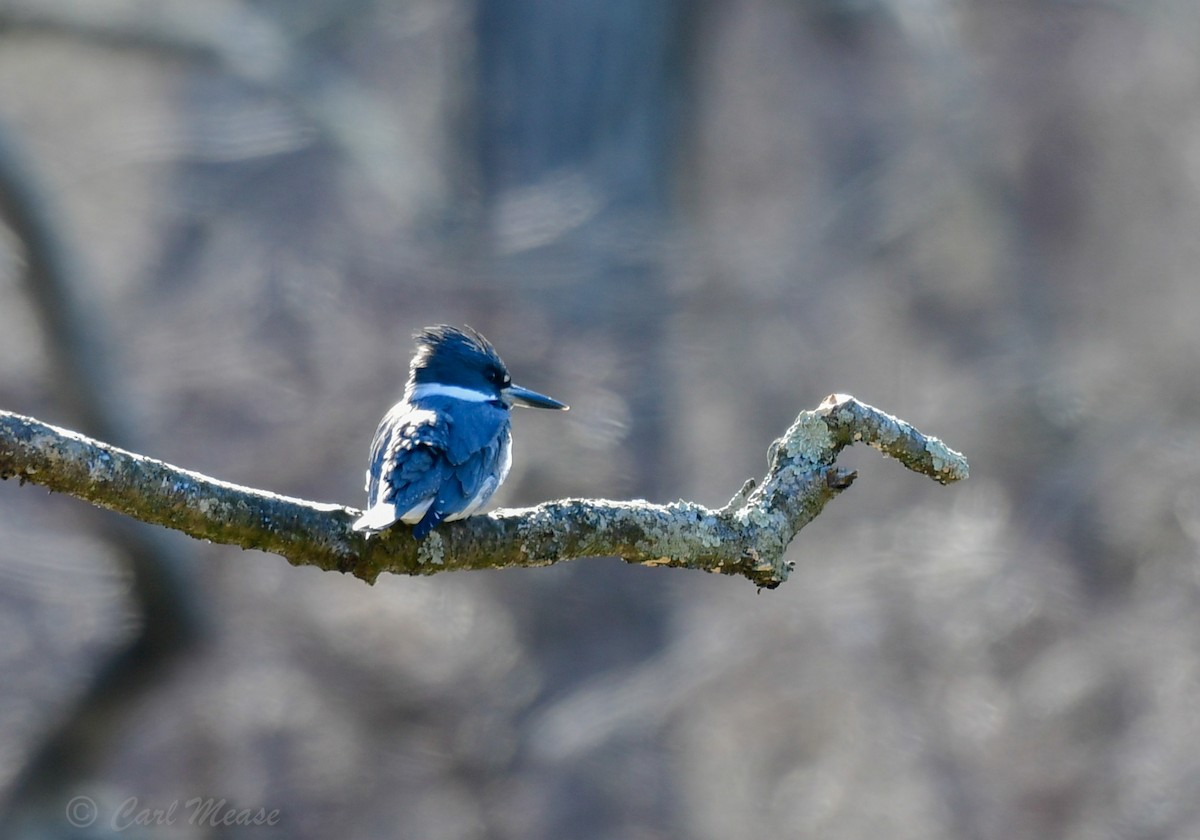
489 368 509 386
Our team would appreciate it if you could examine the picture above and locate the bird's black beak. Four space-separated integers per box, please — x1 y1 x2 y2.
504 383 568 410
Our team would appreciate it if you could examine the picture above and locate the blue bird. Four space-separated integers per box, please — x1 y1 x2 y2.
353 325 568 538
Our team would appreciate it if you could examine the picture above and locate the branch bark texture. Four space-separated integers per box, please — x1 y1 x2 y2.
0 395 968 588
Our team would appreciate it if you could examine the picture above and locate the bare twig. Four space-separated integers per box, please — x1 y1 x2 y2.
0 394 967 589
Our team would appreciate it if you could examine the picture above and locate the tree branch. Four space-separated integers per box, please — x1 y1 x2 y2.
0 395 968 589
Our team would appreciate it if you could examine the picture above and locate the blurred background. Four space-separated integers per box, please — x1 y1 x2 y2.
1 0 1199 837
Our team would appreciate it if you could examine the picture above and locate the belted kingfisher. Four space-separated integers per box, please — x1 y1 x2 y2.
352 325 567 539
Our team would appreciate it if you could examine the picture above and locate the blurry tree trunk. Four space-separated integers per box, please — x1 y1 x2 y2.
473 5 693 834
0 118 202 836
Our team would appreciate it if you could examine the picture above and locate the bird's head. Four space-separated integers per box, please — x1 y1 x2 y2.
406 325 568 410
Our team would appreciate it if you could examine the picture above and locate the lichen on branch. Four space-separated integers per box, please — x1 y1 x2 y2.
0 394 968 588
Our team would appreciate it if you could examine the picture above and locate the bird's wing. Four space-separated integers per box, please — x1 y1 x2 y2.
411 432 507 538
355 399 512 537
409 400 510 538
356 404 451 531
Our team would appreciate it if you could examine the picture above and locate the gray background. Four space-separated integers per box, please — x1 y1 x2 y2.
1 1 1199 838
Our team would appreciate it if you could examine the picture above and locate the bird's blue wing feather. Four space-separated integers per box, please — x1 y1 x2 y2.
361 404 448 524
357 398 512 537
452 434 504 508
412 434 505 538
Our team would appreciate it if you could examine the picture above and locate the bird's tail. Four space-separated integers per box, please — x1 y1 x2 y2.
352 503 397 534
